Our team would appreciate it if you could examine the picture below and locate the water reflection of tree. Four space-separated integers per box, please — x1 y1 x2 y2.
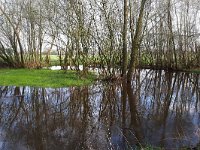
0 71 199 149
0 85 115 150
141 71 200 148
127 78 144 146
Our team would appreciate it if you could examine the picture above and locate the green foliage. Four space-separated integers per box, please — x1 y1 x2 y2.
0 69 96 88
140 52 154 66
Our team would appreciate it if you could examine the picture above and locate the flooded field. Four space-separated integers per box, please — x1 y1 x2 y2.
0 70 199 150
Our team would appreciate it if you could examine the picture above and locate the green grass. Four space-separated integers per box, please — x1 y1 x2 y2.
183 68 200 74
142 146 163 150
0 69 96 88
42 55 62 66
189 69 200 74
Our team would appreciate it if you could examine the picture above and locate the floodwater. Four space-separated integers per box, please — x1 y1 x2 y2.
0 70 199 150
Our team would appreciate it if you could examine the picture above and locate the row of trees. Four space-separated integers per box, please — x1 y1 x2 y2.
0 0 199 78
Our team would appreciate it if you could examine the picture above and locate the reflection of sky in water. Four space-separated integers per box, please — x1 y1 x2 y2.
0 70 199 149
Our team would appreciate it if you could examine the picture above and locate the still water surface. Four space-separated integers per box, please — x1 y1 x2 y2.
0 70 199 150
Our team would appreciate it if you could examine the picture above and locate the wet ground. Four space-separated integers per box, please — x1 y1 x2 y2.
0 70 199 150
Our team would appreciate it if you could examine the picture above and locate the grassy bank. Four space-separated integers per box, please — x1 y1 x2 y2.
188 68 200 74
0 69 95 88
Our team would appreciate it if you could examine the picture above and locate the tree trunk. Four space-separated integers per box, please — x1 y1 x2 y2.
127 0 147 82
0 6 24 67
122 0 128 77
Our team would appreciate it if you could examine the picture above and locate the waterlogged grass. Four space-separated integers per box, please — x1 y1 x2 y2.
190 69 200 74
142 146 163 150
0 69 95 88
183 68 200 74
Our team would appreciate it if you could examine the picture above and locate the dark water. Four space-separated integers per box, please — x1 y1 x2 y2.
0 70 199 150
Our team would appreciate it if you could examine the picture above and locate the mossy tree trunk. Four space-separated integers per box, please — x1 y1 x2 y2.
127 0 147 82
122 0 128 77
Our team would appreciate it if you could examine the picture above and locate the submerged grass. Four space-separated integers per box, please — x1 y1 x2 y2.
190 69 200 74
0 69 96 88
184 68 200 74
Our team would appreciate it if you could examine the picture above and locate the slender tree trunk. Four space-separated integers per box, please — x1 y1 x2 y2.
127 0 147 82
167 0 177 69
122 0 128 77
